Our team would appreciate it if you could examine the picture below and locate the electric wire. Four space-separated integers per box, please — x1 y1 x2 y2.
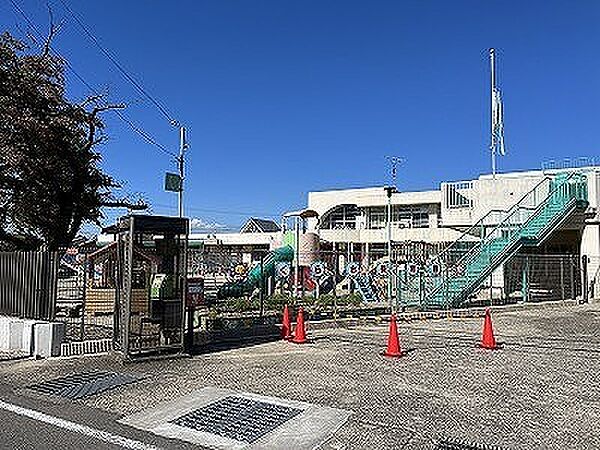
55 0 179 127
7 0 176 159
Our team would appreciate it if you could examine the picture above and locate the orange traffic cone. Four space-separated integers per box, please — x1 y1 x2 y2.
382 314 404 357
281 305 292 340
291 307 307 344
479 308 498 350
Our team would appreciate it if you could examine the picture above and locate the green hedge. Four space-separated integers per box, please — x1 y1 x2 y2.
216 292 363 313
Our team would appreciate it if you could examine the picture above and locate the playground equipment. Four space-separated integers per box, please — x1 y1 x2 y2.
217 209 321 300
217 245 294 299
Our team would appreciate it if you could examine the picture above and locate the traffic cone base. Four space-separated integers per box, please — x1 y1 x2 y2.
281 305 293 340
291 307 307 344
479 308 500 350
382 349 406 358
382 314 405 358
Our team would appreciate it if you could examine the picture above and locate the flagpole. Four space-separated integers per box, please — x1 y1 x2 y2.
490 48 496 179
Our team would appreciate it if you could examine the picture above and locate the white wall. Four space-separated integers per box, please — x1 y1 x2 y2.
581 169 600 297
308 187 441 219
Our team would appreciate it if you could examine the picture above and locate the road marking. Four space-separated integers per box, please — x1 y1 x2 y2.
0 400 160 450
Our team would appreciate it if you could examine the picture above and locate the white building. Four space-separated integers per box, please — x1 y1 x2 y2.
190 164 600 301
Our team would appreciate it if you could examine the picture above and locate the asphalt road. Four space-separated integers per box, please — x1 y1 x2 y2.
0 385 197 450
0 408 121 450
1 300 600 449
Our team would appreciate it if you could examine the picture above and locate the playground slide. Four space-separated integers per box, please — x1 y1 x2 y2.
217 245 294 299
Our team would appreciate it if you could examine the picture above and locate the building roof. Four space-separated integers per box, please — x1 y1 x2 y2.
240 217 281 233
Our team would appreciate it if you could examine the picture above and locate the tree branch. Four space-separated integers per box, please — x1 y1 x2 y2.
84 102 125 151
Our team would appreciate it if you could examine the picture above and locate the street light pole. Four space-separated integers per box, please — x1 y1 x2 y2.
294 217 300 298
384 185 396 313
384 156 403 314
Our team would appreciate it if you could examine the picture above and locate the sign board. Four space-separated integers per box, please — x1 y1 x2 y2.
310 261 326 279
276 262 291 279
165 172 182 192
376 262 389 277
346 262 360 278
428 262 441 277
186 277 205 308
407 262 419 277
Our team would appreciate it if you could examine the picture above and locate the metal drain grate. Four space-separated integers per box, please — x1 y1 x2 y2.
28 371 139 399
437 439 506 450
170 395 302 443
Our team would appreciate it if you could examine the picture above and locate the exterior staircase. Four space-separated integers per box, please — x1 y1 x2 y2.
423 171 588 309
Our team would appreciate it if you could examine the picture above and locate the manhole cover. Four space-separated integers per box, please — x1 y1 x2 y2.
437 440 506 450
28 371 139 399
170 395 302 443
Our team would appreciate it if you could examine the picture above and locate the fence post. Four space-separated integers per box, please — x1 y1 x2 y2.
560 256 565 302
259 253 264 319
489 273 493 307
80 253 88 340
570 255 576 301
582 255 589 304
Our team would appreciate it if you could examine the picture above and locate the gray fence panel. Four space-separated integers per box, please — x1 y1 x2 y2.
0 251 59 320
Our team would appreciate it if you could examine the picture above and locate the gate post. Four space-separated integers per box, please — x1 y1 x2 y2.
582 255 589 304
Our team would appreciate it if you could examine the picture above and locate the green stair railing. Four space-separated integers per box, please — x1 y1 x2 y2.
422 171 587 309
398 208 510 307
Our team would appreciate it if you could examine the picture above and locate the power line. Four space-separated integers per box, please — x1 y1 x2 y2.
56 0 179 127
7 0 176 159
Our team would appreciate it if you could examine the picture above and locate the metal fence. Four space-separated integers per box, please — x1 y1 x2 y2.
0 251 59 320
503 254 583 303
0 246 595 349
55 250 116 343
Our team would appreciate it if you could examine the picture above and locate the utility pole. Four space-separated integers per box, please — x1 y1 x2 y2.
178 126 188 217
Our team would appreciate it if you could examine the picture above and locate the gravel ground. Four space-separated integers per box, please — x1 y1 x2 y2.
1 300 599 449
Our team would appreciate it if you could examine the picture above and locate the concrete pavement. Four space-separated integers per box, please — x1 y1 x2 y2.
1 300 599 449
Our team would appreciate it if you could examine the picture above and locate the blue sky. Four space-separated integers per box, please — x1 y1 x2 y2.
2 1 599 232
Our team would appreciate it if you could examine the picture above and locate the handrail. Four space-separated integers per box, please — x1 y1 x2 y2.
436 209 506 261
436 175 552 266
424 171 587 307
438 175 552 265
454 171 582 271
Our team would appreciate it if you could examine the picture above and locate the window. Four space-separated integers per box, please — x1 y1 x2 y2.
444 181 473 209
366 207 386 229
320 205 358 230
366 205 431 229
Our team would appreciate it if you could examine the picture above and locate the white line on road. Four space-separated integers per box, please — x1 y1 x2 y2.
0 400 160 450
